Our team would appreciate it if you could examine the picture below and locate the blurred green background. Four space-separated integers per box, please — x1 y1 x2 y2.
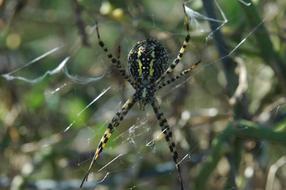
0 0 286 190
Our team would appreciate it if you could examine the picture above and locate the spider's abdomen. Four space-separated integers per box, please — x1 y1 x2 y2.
128 39 168 83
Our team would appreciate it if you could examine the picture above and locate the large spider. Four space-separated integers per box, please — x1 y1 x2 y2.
80 4 200 190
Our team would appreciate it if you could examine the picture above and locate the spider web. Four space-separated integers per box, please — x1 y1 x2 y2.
1 0 283 189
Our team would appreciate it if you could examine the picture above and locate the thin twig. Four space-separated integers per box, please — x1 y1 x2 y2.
72 0 90 47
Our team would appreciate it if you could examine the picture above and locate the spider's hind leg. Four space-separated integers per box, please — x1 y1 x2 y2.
157 4 192 84
95 22 137 88
151 99 184 190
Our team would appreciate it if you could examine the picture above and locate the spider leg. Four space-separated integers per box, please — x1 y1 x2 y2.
157 4 191 84
151 99 184 190
157 60 201 90
80 96 137 188
95 22 137 88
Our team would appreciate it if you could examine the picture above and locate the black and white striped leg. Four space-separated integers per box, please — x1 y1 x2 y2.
151 99 184 190
80 96 137 188
157 5 191 85
95 22 137 88
157 60 201 90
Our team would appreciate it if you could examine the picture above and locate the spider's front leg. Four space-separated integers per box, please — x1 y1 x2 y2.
80 96 137 188
151 99 184 190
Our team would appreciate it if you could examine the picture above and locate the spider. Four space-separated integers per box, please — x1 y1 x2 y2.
80 4 200 190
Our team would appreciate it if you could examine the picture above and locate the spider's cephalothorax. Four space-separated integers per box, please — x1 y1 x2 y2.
128 39 168 108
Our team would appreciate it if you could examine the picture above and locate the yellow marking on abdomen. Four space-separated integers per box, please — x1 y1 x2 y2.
138 60 143 77
149 59 154 77
137 47 144 77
